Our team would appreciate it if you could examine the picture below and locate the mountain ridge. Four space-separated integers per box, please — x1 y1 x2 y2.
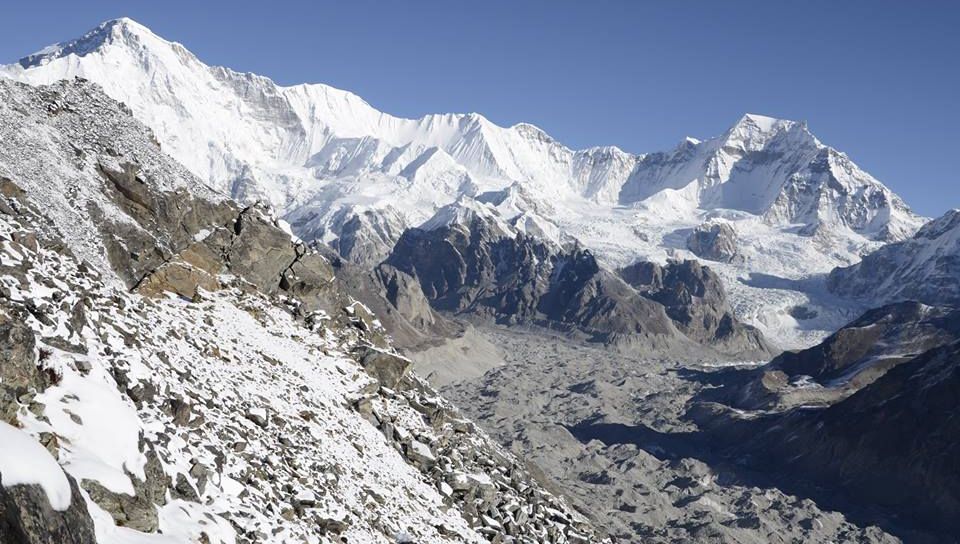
1 18 922 239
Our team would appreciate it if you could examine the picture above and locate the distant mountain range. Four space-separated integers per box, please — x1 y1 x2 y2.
2 17 936 348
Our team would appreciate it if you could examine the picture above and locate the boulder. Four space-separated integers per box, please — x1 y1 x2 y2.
79 447 168 534
0 311 41 424
279 251 335 313
0 473 96 544
354 347 412 389
221 209 296 293
405 439 436 469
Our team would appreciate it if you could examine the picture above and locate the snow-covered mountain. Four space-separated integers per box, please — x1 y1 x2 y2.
829 209 960 306
0 17 927 348
620 114 919 241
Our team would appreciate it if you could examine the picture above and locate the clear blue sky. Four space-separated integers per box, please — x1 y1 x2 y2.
1 1 957 217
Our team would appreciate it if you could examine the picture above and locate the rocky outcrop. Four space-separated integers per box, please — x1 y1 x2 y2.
0 473 96 544
374 263 439 333
384 214 680 347
135 203 340 312
0 309 42 424
772 338 960 537
686 222 738 262
135 261 220 299
328 207 407 268
379 207 771 355
828 209 960 307
689 302 960 539
80 443 169 533
620 259 772 357
724 302 960 410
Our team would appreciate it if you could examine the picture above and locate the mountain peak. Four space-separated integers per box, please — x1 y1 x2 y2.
729 113 800 135
17 17 162 69
739 113 781 129
720 112 815 152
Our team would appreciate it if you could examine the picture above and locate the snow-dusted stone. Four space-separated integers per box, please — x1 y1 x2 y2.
0 310 41 423
0 425 96 544
829 209 960 307
245 406 269 428
294 489 318 508
136 261 220 299
354 347 412 389
406 439 436 469
0 422 73 511
447 471 496 500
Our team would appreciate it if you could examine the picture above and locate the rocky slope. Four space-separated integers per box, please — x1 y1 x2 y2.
682 302 960 541
0 17 929 348
0 76 608 543
828 209 960 307
733 302 960 409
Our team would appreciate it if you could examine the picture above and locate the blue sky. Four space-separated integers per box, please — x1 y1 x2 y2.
1 1 957 216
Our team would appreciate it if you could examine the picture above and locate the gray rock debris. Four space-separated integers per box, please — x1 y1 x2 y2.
353 373 608 543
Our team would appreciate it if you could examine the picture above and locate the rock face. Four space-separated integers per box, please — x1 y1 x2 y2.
686 222 738 262
774 338 960 538
724 302 959 410
312 247 464 351
133 203 340 313
324 207 408 268
381 203 771 356
828 209 960 307
384 212 681 347
620 259 771 356
0 76 346 320
0 473 96 544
